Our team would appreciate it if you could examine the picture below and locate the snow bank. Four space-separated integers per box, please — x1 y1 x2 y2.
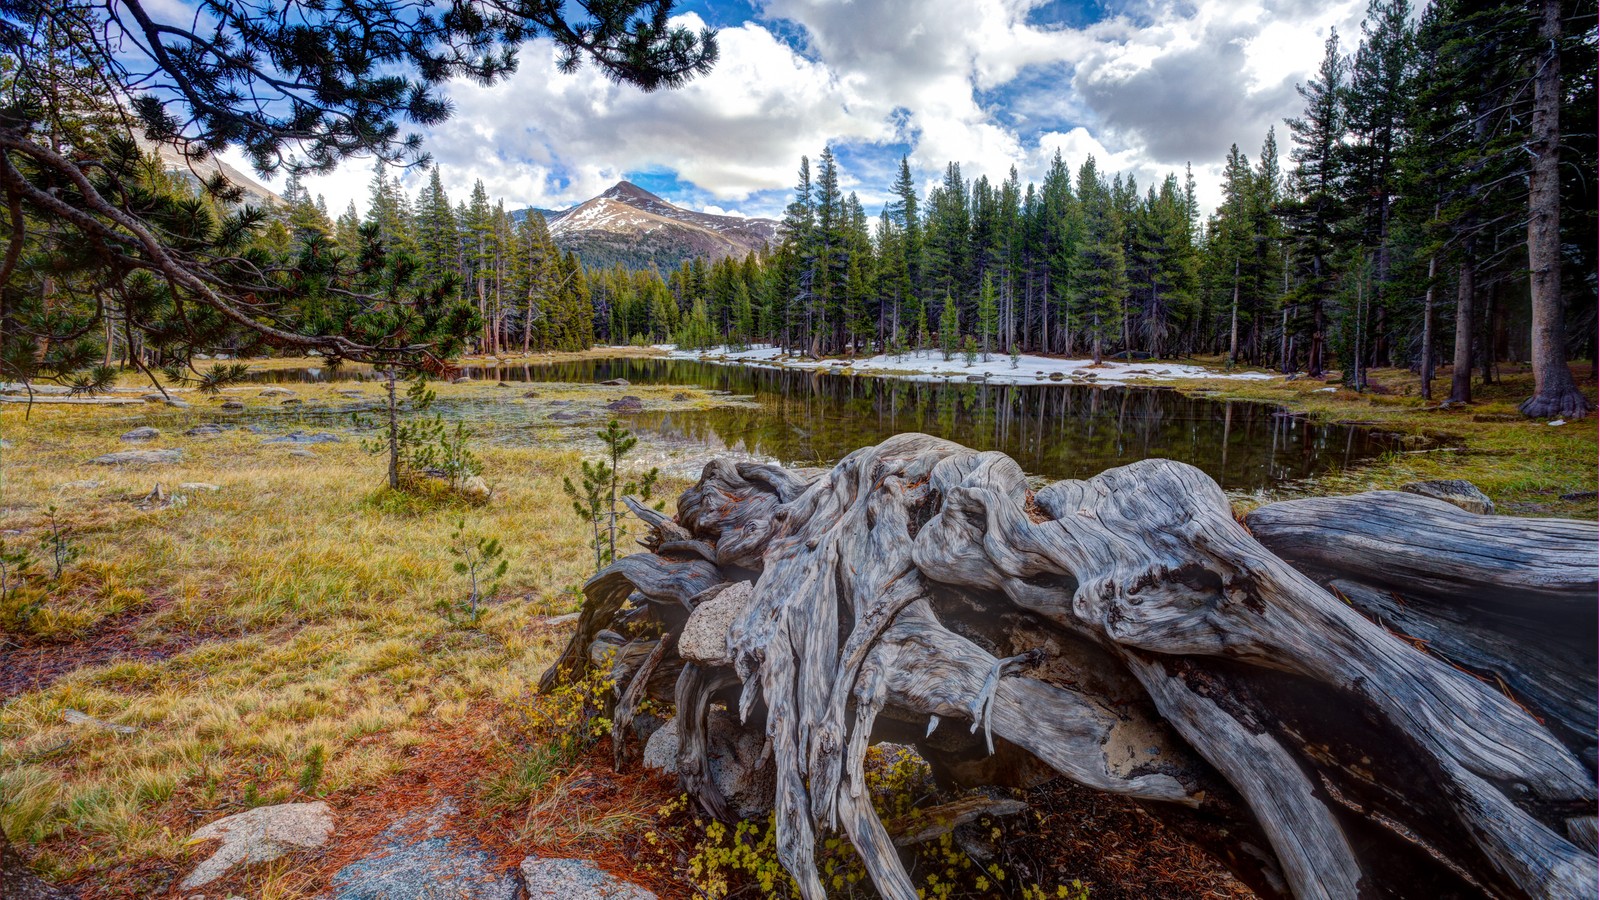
663 344 1279 386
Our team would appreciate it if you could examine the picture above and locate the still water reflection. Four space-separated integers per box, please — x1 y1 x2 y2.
254 357 1392 489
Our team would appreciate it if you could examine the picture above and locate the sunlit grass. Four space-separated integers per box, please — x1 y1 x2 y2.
0 369 689 885
1166 358 1597 515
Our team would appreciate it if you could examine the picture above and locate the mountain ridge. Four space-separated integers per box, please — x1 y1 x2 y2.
515 181 778 271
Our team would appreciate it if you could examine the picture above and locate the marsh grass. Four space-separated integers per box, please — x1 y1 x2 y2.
0 367 696 890
1165 359 1597 515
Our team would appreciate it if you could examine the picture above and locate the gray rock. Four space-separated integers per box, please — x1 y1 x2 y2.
264 431 343 444
641 709 773 818
90 449 182 466
452 376 473 384
0 438 11 449
165 398 192 409
179 482 221 492
259 387 295 397
330 802 518 900
56 480 102 491
598 378 630 386
1400 479 1495 515
186 424 230 437
281 398 303 407
605 396 644 413
679 582 752 667
520 857 656 899
181 802 332 890
1048 372 1065 381
221 399 244 410
965 374 986 382
523 391 541 399
458 475 492 503
1560 491 1598 502
120 426 160 442
671 392 692 402
288 449 318 458
141 392 168 403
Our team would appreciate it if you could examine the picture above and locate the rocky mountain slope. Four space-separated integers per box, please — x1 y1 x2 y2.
521 181 778 270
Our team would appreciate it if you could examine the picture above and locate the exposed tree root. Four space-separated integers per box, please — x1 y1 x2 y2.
544 434 1598 899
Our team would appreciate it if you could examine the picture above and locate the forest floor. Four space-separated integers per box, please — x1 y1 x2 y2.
0 350 1591 898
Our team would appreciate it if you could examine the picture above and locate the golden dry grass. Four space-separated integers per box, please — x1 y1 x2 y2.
0 367 696 889
1160 358 1598 515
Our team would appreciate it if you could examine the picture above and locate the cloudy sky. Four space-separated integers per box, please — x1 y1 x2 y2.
239 0 1369 222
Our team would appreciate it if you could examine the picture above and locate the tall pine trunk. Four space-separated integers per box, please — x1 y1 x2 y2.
1420 254 1437 401
1519 0 1588 419
1449 259 1474 404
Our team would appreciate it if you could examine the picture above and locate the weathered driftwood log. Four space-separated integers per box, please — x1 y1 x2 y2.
543 434 1597 900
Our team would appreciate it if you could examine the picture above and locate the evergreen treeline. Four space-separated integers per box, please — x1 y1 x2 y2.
19 0 1588 419
730 0 1595 408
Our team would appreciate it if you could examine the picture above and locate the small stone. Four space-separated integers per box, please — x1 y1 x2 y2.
605 396 644 413
120 426 160 442
181 802 332 890
679 582 752 667
1400 479 1495 515
281 398 303 407
452 376 473 384
264 431 342 444
459 475 491 503
496 381 510 388
90 449 183 466
1048 372 1064 381
1559 490 1597 502
520 857 656 899
259 387 295 397
288 449 317 458
221 399 244 410
965 374 985 382
165 398 192 409
56 480 103 491
186 424 229 437
179 482 221 492
522 391 541 399
671 392 691 402
598 378 630 386
141 392 167 403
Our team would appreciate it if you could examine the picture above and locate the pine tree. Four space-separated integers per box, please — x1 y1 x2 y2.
976 271 998 361
1281 30 1349 378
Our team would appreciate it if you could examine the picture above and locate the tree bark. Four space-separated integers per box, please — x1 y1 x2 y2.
1449 259 1474 404
1420 253 1436 400
1519 0 1589 420
547 437 1597 900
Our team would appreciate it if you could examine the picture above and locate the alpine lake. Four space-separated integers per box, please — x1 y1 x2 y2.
245 354 1400 496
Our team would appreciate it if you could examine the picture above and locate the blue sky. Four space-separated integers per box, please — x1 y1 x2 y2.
255 0 1369 221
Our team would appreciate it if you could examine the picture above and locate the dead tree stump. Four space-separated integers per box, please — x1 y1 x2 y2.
543 434 1597 900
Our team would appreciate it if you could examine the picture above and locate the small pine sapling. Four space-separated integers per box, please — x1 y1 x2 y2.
1009 344 1021 369
40 506 77 580
565 420 664 573
563 457 613 573
963 335 978 367
441 518 508 625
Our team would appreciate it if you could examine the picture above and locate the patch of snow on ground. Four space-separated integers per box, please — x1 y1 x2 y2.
663 345 1279 386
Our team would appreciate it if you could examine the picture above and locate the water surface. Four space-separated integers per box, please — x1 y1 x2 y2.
252 357 1393 489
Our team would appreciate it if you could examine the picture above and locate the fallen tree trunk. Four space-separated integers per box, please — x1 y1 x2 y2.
544 434 1598 899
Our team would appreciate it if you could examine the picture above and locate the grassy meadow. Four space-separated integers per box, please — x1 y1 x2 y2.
0 368 707 896
0 350 1592 897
